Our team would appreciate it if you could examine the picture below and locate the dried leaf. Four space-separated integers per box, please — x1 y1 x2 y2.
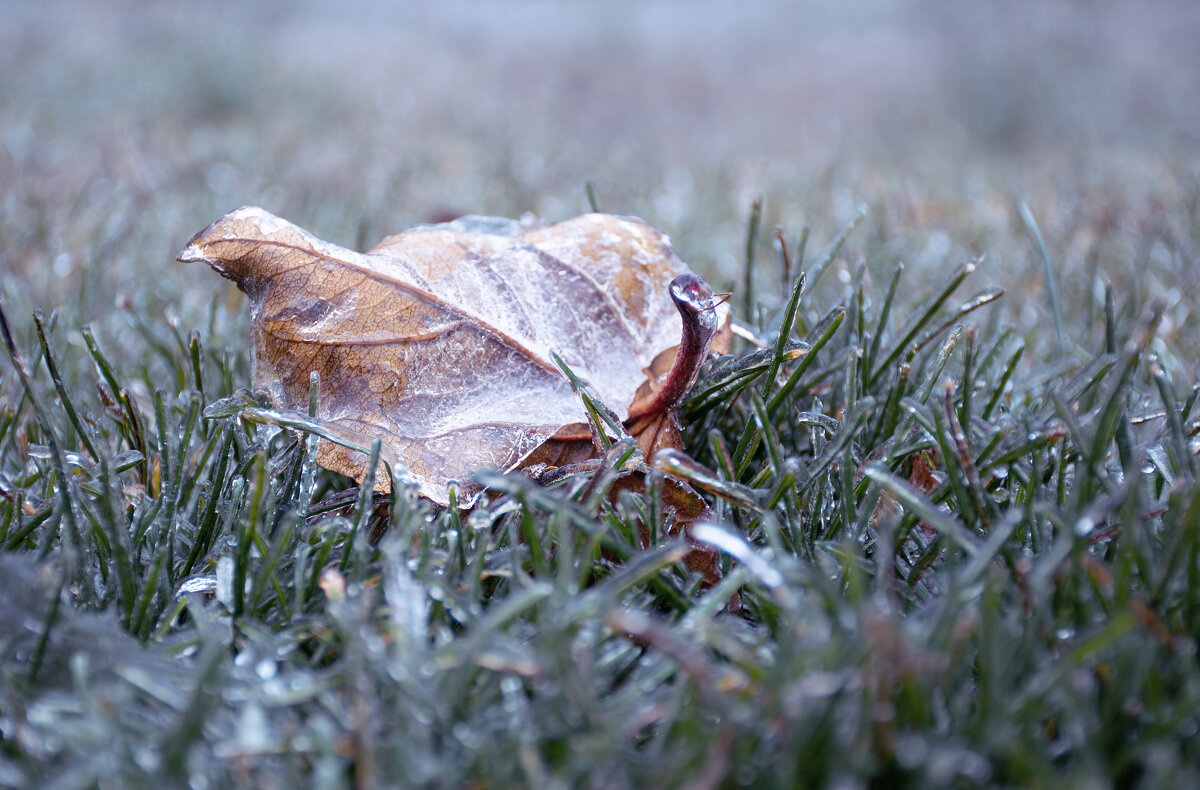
615 472 724 586
180 207 728 505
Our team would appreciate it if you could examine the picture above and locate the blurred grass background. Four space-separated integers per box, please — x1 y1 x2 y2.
4 0 1198 342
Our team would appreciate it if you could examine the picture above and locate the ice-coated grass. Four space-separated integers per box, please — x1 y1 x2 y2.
4 4 1200 785
3 184 1200 788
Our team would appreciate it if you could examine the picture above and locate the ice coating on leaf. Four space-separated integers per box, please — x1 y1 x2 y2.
179 207 725 506
404 214 529 237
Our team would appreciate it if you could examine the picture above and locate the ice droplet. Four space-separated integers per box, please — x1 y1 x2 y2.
255 658 277 680
216 556 234 609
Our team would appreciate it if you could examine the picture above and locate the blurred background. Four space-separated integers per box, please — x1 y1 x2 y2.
2 0 1198 343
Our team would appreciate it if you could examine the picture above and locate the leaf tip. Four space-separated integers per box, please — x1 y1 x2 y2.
176 240 205 264
176 205 279 263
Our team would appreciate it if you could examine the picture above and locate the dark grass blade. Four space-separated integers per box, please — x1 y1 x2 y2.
762 271 807 398
868 258 979 388
767 306 846 417
32 309 98 460
743 197 763 324
864 463 981 556
0 300 84 575
865 261 904 378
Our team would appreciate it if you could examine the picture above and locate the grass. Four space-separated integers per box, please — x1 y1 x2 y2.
2 180 1200 789
3 5 1200 786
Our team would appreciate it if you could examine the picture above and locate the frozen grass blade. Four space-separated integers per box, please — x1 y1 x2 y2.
1018 200 1067 353
652 449 760 509
1151 363 1196 480
933 381 991 529
182 427 233 576
910 286 1003 356
762 270 807 398
868 258 978 388
81 325 149 482
864 463 980 556
682 341 809 417
551 350 627 452
983 342 1024 421
28 573 63 682
743 197 763 324
0 300 84 574
865 261 903 377
32 309 98 461
767 305 846 416
804 205 866 291
797 397 875 495
342 437 381 573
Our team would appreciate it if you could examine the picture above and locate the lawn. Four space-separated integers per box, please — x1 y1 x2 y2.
2 2 1200 788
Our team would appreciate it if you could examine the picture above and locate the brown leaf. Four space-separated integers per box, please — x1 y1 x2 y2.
180 207 728 505
527 272 736 589
525 271 732 469
614 472 725 586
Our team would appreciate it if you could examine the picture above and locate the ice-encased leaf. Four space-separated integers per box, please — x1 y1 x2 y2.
180 206 726 505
